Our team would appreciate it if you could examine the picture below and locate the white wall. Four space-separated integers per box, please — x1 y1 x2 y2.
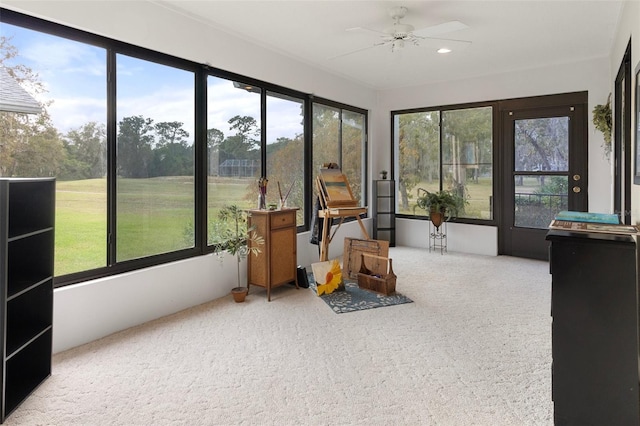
53 251 236 352
397 219 497 256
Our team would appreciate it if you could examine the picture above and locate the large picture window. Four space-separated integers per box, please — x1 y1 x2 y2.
266 91 305 224
312 102 366 206
341 110 365 203
395 110 440 214
206 76 261 245
1 9 367 287
115 54 196 261
312 104 340 172
442 107 493 220
394 105 493 221
0 22 108 276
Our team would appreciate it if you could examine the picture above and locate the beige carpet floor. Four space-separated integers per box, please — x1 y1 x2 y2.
5 247 553 425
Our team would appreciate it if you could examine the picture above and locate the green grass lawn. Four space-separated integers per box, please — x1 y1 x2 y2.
55 175 494 276
55 180 107 275
54 177 253 276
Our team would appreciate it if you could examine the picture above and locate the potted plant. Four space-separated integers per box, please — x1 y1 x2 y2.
211 205 264 302
592 94 612 159
379 170 388 180
414 188 466 229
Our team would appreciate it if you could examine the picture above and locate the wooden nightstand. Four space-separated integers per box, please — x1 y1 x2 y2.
247 208 299 301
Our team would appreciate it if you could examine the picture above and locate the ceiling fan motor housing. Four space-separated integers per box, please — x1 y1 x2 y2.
385 23 415 39
385 6 415 41
389 6 408 20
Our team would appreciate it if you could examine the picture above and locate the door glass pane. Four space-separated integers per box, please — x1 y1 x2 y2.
514 175 568 228
515 117 568 171
116 54 195 261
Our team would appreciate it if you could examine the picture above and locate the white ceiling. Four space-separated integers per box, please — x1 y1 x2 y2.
156 1 624 90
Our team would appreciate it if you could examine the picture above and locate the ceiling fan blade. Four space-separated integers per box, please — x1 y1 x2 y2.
413 35 472 46
413 20 469 37
327 40 391 60
345 26 387 37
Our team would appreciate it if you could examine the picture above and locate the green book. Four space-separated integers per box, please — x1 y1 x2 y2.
554 211 620 224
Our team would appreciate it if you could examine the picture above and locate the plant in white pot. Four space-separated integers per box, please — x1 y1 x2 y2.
211 205 263 302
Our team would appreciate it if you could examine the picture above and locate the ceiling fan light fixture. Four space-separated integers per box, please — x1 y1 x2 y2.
392 39 405 52
437 48 452 54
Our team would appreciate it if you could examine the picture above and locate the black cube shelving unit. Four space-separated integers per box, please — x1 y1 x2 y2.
1 178 55 423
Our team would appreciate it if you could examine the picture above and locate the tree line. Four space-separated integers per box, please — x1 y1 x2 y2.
0 109 268 180
0 35 274 181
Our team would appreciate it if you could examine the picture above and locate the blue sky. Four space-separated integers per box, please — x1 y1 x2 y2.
2 22 302 142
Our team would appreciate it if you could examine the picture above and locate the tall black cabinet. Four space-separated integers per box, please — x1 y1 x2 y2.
373 179 395 246
547 229 640 425
0 178 55 423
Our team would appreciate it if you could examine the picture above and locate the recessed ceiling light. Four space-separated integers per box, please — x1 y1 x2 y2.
437 48 452 54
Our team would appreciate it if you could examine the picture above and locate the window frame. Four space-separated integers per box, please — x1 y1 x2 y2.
311 96 369 224
392 100 498 226
1 8 368 288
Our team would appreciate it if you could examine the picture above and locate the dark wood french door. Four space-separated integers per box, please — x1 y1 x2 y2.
499 92 588 260
614 41 631 224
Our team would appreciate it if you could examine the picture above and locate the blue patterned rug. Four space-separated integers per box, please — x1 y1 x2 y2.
307 274 413 314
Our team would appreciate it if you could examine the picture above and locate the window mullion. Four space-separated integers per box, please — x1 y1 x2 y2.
107 48 117 266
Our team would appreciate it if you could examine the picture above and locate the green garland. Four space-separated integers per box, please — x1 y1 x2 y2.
592 94 612 158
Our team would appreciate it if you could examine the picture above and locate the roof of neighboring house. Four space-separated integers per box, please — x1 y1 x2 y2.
0 66 42 114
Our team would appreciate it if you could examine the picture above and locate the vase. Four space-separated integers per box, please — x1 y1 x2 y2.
258 193 266 210
430 210 445 230
232 287 248 303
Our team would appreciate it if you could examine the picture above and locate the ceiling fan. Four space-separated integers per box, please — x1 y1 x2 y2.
329 6 471 59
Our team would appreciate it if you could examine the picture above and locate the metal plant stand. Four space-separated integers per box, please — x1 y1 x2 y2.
429 220 447 254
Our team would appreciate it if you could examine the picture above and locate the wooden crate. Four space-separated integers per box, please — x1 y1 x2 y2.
343 238 389 280
357 253 396 296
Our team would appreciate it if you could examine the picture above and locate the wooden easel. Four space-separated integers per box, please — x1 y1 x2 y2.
315 166 369 261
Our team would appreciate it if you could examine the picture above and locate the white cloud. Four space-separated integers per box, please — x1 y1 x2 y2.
22 38 105 79
47 96 107 133
8 24 304 141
